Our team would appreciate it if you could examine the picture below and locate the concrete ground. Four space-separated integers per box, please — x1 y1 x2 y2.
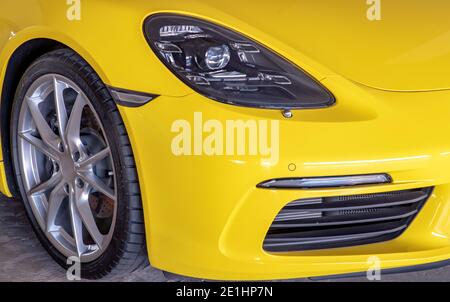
1 194 449 282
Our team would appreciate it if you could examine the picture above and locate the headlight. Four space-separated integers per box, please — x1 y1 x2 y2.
144 14 334 109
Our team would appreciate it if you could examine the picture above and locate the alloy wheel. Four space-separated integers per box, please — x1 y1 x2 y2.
17 74 117 262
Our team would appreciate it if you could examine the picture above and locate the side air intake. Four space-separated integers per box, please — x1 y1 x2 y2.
263 188 433 252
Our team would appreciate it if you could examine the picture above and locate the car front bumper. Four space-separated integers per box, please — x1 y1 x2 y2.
117 75 450 280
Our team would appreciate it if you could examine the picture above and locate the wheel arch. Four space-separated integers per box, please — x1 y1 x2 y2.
0 36 110 197
0 38 66 196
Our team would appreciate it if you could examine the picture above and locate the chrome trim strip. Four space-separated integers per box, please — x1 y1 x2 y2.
257 173 392 189
263 224 407 247
271 210 418 227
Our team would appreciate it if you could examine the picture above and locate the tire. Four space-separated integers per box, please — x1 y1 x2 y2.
10 48 148 279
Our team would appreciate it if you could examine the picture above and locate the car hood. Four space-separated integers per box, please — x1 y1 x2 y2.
201 0 450 91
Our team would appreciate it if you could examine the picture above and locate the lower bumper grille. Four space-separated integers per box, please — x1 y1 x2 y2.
263 187 433 252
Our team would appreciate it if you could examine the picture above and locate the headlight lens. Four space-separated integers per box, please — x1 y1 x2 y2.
144 14 334 109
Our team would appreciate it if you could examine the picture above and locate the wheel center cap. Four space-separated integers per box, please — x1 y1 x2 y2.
60 154 77 183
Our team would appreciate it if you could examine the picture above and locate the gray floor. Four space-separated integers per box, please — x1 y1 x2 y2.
1 194 449 282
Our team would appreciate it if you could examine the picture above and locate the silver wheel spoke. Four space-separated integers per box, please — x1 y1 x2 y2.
69 191 88 257
75 185 105 249
66 94 86 154
53 77 69 144
78 147 111 170
28 172 62 196
26 96 60 153
78 172 116 201
46 181 66 232
19 131 59 160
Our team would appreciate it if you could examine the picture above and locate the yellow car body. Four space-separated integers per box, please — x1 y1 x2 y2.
1 0 450 280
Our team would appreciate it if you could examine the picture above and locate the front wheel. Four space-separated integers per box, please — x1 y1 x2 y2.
10 49 147 279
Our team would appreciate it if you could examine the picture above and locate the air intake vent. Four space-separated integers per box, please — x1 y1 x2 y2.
263 187 433 252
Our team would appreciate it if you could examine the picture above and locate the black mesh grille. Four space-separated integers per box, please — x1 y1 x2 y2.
263 187 433 252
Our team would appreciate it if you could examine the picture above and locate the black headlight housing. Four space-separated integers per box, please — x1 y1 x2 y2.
144 14 335 109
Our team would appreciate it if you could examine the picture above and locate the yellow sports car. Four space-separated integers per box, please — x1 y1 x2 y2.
1 0 450 280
